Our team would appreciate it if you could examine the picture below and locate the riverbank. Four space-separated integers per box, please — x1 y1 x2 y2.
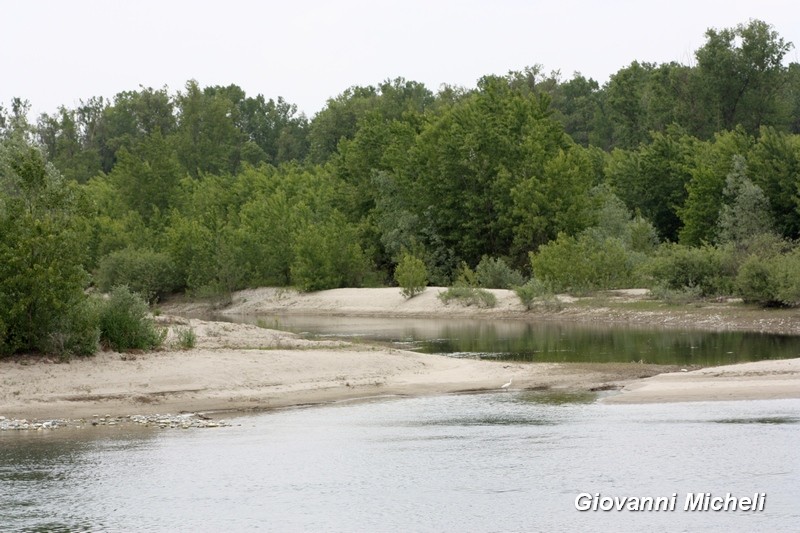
603 357 800 404
0 315 673 422
165 286 800 335
3 285 800 423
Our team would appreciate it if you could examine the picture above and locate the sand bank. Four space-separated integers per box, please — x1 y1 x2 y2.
4 285 800 422
166 286 800 335
0 316 669 421
603 358 800 404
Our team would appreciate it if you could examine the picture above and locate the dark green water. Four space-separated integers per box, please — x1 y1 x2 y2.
227 315 800 366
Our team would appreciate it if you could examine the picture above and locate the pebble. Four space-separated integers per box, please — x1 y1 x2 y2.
0 413 231 431
0 418 68 431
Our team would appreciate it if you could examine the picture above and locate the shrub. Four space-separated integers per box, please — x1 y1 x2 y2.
475 256 524 289
736 250 800 307
643 243 733 296
176 327 197 349
96 247 180 303
530 233 642 294
438 286 497 308
97 286 166 351
453 262 480 288
395 252 428 299
735 255 777 305
772 251 800 306
648 283 704 305
43 298 101 358
514 278 560 311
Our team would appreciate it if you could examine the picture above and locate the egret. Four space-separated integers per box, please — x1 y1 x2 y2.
501 377 513 390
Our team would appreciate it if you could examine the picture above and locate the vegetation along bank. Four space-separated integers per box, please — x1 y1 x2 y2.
2 19 800 367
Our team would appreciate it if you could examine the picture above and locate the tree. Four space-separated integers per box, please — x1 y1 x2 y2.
607 126 696 241
394 252 428 298
236 94 308 164
174 81 244 177
0 140 96 356
552 73 601 147
679 128 753 245
748 127 800 238
695 20 793 134
511 145 595 252
307 85 379 163
405 74 574 269
717 155 775 244
37 104 103 183
108 130 182 223
602 61 654 149
98 87 176 172
0 98 34 143
290 212 369 291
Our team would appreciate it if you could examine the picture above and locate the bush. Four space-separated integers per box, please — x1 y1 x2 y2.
438 286 497 308
530 233 642 294
514 278 560 311
736 250 800 306
643 244 733 297
176 327 197 349
475 256 524 289
453 262 480 288
648 283 704 305
395 252 428 299
735 255 777 305
43 298 101 358
97 286 166 351
96 248 180 303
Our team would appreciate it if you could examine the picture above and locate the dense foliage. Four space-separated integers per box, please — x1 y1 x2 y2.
3 19 800 356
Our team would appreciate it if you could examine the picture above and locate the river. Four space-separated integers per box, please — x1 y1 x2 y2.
3 316 800 531
2 393 798 532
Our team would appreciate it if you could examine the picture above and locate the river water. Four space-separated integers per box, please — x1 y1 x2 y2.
3 317 800 531
229 314 800 366
2 393 799 532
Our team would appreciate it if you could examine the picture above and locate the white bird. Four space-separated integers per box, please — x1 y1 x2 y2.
501 377 513 390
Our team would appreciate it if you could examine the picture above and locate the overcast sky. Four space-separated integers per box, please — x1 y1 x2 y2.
3 0 799 119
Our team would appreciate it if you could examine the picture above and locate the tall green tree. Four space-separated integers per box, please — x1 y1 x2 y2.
174 81 244 177
37 105 103 183
0 141 95 355
99 87 176 172
695 19 794 134
748 127 800 238
717 154 775 244
607 126 697 241
108 130 182 223
679 128 753 244
403 74 571 268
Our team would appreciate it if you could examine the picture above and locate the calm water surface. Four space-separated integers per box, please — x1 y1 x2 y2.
2 394 799 532
227 314 800 366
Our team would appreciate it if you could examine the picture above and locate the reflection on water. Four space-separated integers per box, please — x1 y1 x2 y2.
2 396 799 532
714 417 800 425
223 314 800 366
519 389 599 405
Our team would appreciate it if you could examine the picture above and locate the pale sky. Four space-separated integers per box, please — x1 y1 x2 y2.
2 0 799 119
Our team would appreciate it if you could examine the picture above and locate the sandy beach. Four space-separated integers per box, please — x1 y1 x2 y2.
202 286 800 334
603 357 800 404
0 315 672 420
2 287 800 422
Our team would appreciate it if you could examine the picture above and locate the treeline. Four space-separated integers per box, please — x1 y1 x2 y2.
2 19 800 357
